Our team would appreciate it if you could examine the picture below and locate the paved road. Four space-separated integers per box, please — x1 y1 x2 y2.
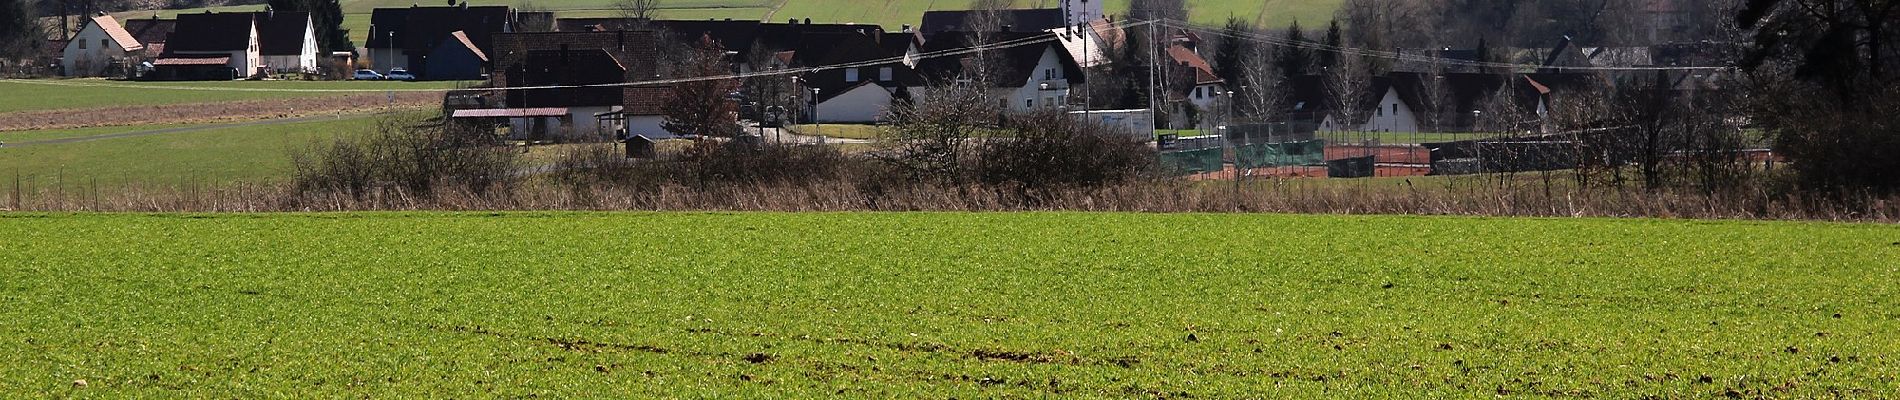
0 114 348 147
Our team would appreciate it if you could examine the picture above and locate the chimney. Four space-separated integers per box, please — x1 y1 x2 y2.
901 24 911 33
804 18 811 25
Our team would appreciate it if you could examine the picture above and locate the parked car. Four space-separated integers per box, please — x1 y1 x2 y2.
352 69 384 80
385 68 415 81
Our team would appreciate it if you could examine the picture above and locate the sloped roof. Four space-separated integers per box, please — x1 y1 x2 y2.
365 8 409 48
919 8 1065 35
915 31 1084 87
88 15 143 52
153 56 230 66
252 11 311 56
167 12 255 53
123 17 175 45
445 31 488 62
1166 44 1220 85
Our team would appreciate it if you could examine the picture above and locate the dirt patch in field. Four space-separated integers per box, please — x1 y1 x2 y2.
0 92 439 131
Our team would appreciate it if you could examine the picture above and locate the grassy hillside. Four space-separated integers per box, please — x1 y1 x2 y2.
0 212 1894 397
116 0 1344 44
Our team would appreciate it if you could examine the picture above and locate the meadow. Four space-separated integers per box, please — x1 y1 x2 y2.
0 212 1892 397
0 80 465 114
0 113 388 187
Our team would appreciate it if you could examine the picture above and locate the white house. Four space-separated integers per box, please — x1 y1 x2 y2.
61 14 143 77
254 11 319 74
1357 85 1422 133
159 12 263 79
999 43 1079 112
814 81 912 123
916 31 1086 113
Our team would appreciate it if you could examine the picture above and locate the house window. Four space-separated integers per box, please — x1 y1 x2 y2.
101 39 109 49
1044 68 1054 80
78 40 86 50
1392 103 1399 114
1377 107 1384 117
1026 99 1034 109
879 67 893 82
845 68 860 82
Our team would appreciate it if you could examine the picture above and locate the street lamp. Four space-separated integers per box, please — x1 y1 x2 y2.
810 87 822 138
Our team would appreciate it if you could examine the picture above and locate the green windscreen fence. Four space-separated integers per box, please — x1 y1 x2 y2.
1160 147 1224 174
1236 140 1327 169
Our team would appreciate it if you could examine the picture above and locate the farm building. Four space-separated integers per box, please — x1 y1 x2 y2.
61 14 144 77
151 12 261 80
366 5 518 80
474 31 668 140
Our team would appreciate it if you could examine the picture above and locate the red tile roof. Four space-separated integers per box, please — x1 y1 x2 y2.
1167 44 1222 85
451 107 570 118
153 56 231 66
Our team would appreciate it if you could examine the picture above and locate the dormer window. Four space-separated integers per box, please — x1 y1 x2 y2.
879 67 892 82
845 68 859 82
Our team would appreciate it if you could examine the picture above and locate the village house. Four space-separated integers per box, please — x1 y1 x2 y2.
456 30 666 139
253 10 319 74
61 14 143 77
123 15 177 60
915 30 1086 113
1160 29 1225 129
152 12 260 80
366 5 520 80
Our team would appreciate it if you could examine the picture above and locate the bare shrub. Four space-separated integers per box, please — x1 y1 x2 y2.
289 115 521 201
978 109 1158 190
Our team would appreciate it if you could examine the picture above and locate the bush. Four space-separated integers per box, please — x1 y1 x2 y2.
551 139 856 190
977 109 1158 190
289 116 520 200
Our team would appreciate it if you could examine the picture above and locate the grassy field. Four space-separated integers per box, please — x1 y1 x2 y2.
0 80 466 114
789 123 880 140
116 0 1343 44
0 113 390 187
0 212 1893 397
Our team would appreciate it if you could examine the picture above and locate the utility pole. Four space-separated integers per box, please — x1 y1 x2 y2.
1080 0 1090 120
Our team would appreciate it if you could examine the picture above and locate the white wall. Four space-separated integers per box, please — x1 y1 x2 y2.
1002 46 1072 112
815 84 894 123
61 22 134 77
1359 87 1420 133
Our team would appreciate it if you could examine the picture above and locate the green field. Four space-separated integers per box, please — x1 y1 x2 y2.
0 114 388 187
0 80 466 114
117 0 1344 44
0 212 1893 397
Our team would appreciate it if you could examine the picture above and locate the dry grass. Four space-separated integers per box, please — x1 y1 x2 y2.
5 176 1895 222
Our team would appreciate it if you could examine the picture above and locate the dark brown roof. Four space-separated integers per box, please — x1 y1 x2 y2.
622 86 670 115
252 11 311 56
508 49 627 107
368 5 511 55
167 12 255 53
123 17 176 45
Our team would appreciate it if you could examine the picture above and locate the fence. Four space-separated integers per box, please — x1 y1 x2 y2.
1235 140 1326 169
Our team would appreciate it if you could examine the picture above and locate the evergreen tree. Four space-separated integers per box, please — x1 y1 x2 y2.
1277 19 1310 81
270 0 354 53
1211 18 1248 86
1317 19 1342 71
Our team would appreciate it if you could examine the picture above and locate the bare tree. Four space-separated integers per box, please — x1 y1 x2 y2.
613 0 659 21
1322 51 1371 134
